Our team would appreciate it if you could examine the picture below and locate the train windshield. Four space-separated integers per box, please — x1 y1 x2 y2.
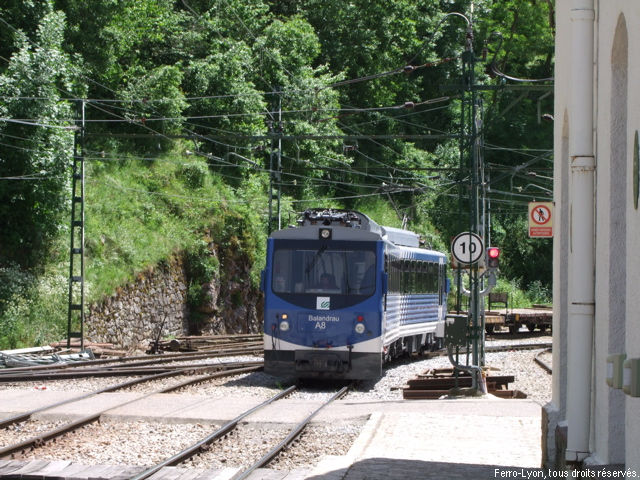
272 240 377 308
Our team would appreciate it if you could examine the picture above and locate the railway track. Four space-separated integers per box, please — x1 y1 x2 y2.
1 378 350 479
402 341 552 400
534 348 552 374
130 385 349 480
0 334 550 477
0 362 263 458
0 342 263 382
421 341 552 359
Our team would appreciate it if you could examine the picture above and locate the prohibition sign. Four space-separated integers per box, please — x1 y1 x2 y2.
451 232 484 265
531 204 551 225
528 201 553 238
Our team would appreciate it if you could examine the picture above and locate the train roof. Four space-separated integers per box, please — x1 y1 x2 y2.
274 208 425 248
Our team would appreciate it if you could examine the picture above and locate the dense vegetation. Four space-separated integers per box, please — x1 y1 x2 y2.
0 0 554 348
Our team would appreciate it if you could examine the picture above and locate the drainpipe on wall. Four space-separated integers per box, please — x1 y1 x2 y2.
566 0 595 464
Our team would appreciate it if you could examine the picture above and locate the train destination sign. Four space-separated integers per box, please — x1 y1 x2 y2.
451 231 484 265
528 201 553 238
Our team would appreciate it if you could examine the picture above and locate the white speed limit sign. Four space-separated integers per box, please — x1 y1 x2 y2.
451 232 484 265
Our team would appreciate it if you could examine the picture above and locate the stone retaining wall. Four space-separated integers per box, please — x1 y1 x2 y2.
86 257 189 352
85 251 263 352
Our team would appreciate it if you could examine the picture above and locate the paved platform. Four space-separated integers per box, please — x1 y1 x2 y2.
0 390 544 479
308 401 543 480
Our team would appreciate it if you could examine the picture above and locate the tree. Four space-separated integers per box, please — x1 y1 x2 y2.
0 6 77 267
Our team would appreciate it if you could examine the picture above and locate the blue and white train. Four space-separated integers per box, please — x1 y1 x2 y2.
261 208 449 379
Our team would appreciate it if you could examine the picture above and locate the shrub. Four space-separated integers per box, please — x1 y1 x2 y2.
178 162 208 190
0 268 67 349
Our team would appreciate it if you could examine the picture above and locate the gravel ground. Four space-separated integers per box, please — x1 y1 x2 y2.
348 335 553 404
9 420 216 466
185 421 363 471
4 416 362 471
0 355 266 394
0 334 552 472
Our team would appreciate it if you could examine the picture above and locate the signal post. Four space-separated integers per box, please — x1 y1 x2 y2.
449 232 501 390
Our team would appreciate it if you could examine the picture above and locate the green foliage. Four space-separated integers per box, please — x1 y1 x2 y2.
491 216 552 291
185 240 219 285
0 266 67 348
83 153 259 300
178 162 208 189
491 276 551 309
186 281 206 310
0 0 555 348
0 6 76 267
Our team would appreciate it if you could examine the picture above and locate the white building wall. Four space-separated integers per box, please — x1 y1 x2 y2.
621 4 640 470
552 0 640 470
549 0 572 467
594 6 626 466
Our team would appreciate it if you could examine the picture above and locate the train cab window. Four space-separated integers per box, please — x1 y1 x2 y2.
272 240 377 309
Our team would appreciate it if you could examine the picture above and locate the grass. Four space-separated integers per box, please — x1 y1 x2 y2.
0 150 548 350
0 148 271 349
83 153 270 299
447 275 551 313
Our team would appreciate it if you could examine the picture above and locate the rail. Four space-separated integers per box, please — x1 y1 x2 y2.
234 385 351 480
0 364 262 458
129 385 298 480
534 349 552 374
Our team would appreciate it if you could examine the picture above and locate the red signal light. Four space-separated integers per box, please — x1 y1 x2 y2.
487 247 500 269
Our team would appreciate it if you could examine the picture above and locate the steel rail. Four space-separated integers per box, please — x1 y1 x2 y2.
0 357 263 382
129 384 298 480
234 385 351 480
0 343 263 376
0 369 186 429
0 365 262 457
0 362 262 429
485 342 552 353
423 342 553 359
2 358 261 377
534 349 553 374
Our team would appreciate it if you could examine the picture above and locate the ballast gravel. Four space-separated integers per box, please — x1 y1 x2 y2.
0 334 552 471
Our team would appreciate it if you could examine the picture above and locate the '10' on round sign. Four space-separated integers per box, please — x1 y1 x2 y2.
451 232 484 265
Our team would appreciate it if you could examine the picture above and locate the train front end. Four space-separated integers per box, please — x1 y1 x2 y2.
262 210 386 380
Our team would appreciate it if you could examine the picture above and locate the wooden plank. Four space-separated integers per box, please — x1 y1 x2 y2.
408 375 514 388
491 390 528 399
21 460 73 479
67 464 101 480
54 463 96 480
148 467 214 480
147 467 182 480
109 466 147 480
5 460 52 477
194 468 240 480
0 346 54 355
243 469 290 479
83 464 118 480
0 460 27 476
403 389 451 399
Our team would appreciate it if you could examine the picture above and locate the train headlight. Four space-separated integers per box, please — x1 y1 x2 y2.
319 228 332 240
279 320 290 331
354 323 365 334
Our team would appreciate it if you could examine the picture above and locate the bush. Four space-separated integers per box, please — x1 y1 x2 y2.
0 268 67 349
526 280 551 306
185 241 219 285
178 162 208 190
489 277 550 309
